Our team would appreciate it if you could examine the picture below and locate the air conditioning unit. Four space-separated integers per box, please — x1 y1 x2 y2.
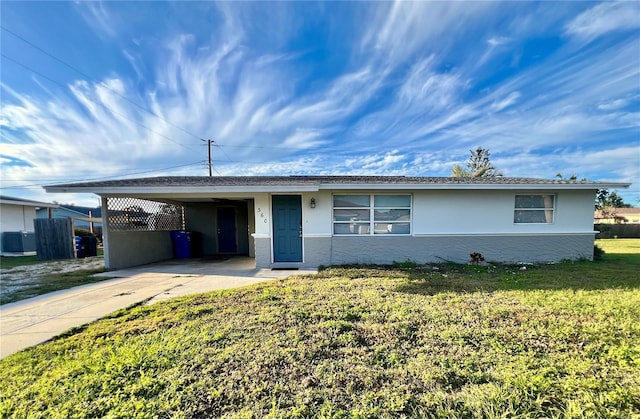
1 231 36 253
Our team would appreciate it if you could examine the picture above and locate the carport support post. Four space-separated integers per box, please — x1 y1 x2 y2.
101 197 111 270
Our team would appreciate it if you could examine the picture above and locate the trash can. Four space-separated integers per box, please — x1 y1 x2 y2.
75 236 86 259
170 231 192 259
82 236 98 257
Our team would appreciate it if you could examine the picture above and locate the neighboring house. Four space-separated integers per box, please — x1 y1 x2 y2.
45 176 631 270
594 208 640 224
0 195 58 256
36 205 103 236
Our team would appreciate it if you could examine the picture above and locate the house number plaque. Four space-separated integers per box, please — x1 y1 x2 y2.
257 208 268 223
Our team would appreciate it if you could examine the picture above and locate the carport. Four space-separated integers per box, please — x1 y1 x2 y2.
45 177 322 272
99 194 258 270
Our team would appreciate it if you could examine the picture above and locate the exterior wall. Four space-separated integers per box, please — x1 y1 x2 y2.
302 191 332 235
254 236 271 269
413 189 596 235
256 233 593 268
329 234 594 264
184 204 216 254
256 189 598 268
106 230 173 270
1 203 37 232
303 236 332 267
247 200 256 258
101 188 599 270
184 202 250 256
0 204 38 255
252 194 271 266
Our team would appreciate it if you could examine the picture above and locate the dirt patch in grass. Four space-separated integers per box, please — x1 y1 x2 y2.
0 256 106 305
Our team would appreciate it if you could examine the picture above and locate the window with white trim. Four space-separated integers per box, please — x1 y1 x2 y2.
333 195 411 235
514 195 555 224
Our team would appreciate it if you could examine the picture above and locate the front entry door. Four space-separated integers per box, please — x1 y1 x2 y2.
272 195 302 262
217 207 237 253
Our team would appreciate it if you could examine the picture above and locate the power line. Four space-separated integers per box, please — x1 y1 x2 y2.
0 26 312 156
1 25 203 141
0 160 206 190
214 143 315 150
1 27 320 155
1 53 199 152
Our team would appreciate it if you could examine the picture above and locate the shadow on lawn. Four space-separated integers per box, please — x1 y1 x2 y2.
389 253 640 295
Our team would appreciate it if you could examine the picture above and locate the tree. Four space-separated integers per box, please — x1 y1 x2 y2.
555 174 632 214
596 189 631 218
555 173 581 181
451 147 502 177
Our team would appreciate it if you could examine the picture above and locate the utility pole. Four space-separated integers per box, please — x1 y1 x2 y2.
201 139 213 176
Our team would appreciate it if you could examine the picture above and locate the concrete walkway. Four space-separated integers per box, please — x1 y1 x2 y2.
0 257 316 359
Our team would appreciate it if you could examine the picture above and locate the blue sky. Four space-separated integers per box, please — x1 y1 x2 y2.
1 1 638 206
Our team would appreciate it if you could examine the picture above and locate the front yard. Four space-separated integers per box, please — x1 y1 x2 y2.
0 240 638 417
0 256 105 305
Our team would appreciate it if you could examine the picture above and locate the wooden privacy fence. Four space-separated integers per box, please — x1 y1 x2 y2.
595 223 640 239
34 218 74 260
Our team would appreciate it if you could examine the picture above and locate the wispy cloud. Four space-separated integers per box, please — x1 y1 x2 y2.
490 91 521 112
76 1 119 38
565 2 640 39
1 1 638 206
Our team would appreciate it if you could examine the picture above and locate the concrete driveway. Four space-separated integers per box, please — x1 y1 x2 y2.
0 257 316 359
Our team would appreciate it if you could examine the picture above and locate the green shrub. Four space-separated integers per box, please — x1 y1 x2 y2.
593 244 605 261
393 259 419 269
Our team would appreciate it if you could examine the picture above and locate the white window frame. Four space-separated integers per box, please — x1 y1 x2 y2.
514 194 556 224
333 194 412 236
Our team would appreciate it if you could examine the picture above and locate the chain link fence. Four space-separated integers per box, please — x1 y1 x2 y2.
106 198 184 231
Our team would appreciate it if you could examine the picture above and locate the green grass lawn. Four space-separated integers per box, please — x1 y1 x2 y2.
0 255 42 270
1 242 639 418
0 269 107 305
0 248 104 270
597 238 640 254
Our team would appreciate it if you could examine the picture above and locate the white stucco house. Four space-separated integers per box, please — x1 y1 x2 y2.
45 176 630 270
0 195 58 256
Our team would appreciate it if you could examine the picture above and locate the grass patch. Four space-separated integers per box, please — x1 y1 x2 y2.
597 238 640 254
1 245 639 417
0 255 41 270
0 269 107 305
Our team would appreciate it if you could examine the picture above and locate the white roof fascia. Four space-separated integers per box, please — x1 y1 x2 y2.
45 181 631 194
45 185 320 194
0 198 58 208
319 182 631 190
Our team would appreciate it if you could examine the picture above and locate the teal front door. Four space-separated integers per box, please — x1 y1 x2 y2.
272 195 302 262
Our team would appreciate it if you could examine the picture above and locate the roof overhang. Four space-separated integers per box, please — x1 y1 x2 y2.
0 197 58 208
45 180 631 195
318 182 631 190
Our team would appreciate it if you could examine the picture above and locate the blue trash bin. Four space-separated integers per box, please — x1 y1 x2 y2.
171 231 192 259
75 236 86 258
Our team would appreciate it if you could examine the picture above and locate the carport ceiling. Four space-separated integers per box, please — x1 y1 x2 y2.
166 197 253 204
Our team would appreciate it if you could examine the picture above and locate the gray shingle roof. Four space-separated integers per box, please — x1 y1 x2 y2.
45 176 629 196
45 175 627 190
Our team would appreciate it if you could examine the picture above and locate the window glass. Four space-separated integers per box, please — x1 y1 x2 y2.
514 210 553 223
374 195 411 207
333 195 370 207
333 194 411 235
515 195 554 209
374 222 410 234
334 223 370 235
374 209 410 221
514 194 555 223
333 209 370 222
